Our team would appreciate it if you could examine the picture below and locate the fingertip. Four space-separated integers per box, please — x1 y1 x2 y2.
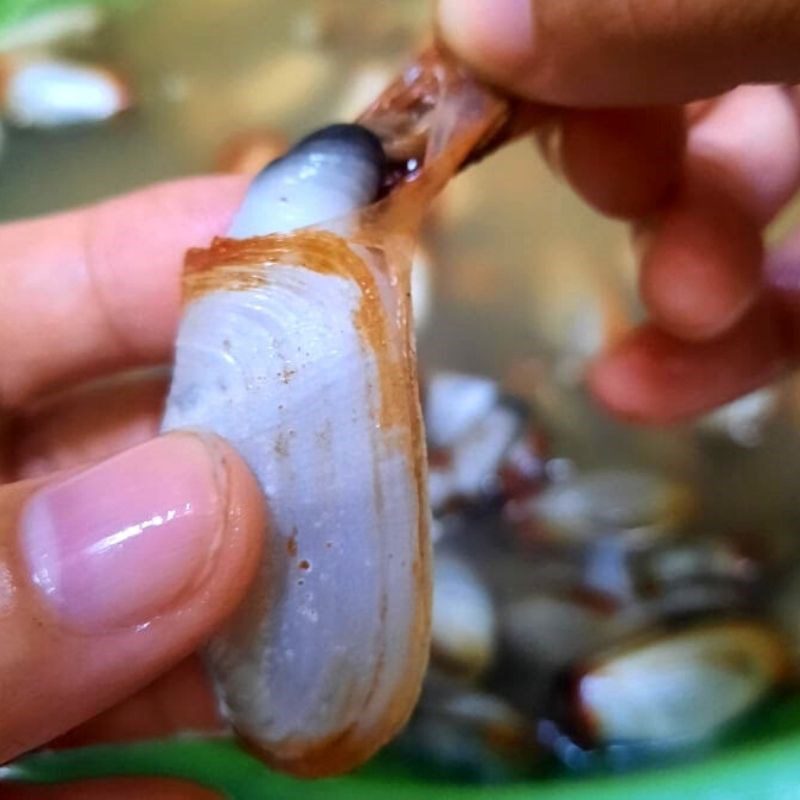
0 434 265 759
437 0 536 91
639 172 763 340
587 338 671 424
588 305 788 424
688 86 800 225
445 0 800 107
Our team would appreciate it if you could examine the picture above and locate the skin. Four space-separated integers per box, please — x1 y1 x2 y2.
0 177 262 799
439 0 800 422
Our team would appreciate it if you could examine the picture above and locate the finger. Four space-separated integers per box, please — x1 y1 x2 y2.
554 106 685 219
438 0 800 105
1 778 221 799
687 86 800 226
0 434 264 762
547 86 800 224
52 657 221 749
638 160 764 340
9 369 167 481
588 300 789 423
542 88 799 340
635 86 800 340
0 176 247 409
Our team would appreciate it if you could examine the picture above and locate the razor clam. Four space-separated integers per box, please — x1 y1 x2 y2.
1 56 130 128
570 620 789 748
423 370 547 516
397 679 537 782
519 469 695 547
431 551 497 679
425 371 499 450
428 400 526 514
163 46 525 777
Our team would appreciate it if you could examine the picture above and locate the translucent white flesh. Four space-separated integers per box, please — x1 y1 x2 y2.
227 139 382 238
162 260 426 770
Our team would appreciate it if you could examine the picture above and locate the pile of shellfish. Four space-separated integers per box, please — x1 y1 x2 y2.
398 368 798 780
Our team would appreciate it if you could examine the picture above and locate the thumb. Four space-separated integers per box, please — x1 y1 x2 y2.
438 0 800 105
0 433 264 762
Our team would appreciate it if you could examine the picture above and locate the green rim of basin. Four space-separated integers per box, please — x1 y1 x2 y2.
5 695 800 800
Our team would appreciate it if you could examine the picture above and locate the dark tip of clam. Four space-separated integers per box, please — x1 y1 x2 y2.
230 123 388 238
258 123 385 178
298 123 385 160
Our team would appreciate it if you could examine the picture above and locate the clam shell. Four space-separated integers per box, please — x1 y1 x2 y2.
431 551 496 679
161 44 520 777
424 371 499 450
1 56 130 129
526 469 694 545
163 232 430 777
575 621 789 746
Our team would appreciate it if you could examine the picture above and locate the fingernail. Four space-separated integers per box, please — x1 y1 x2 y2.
22 434 226 632
438 0 535 78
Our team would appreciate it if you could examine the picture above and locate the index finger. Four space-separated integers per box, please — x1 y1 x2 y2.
438 0 800 106
0 176 247 409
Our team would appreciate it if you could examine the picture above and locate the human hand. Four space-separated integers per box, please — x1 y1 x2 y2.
0 177 265 798
439 0 800 423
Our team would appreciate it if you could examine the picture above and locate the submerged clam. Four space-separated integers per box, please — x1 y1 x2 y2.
399 677 537 782
162 46 524 777
0 55 131 128
520 469 694 546
571 620 789 749
425 371 500 450
431 551 497 679
425 375 540 516
497 592 629 717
